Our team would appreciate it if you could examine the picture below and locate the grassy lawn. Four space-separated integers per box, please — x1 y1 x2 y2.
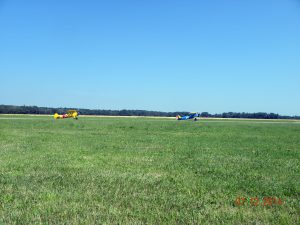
0 115 299 224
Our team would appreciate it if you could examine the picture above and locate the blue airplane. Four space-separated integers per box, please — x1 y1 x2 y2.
176 112 200 121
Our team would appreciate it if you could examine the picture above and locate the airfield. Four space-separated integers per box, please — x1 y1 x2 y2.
0 115 299 224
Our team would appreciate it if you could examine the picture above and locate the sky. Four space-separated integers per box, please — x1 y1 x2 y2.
0 0 300 115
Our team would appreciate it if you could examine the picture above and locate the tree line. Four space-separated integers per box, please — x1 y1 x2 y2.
0 105 299 119
199 112 300 119
0 105 188 117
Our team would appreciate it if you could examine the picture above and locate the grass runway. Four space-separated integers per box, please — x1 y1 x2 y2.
0 115 299 224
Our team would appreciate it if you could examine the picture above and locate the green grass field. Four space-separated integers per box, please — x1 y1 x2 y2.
0 115 299 224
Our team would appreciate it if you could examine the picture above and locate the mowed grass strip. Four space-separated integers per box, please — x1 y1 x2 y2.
0 115 299 224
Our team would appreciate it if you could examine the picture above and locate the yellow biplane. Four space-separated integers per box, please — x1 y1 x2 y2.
54 110 78 119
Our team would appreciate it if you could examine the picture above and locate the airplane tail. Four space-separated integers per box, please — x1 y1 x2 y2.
54 113 59 119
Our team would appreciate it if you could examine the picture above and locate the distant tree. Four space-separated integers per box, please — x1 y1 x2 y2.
200 112 210 117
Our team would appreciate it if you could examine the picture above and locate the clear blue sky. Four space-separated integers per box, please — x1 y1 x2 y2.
1 0 299 115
